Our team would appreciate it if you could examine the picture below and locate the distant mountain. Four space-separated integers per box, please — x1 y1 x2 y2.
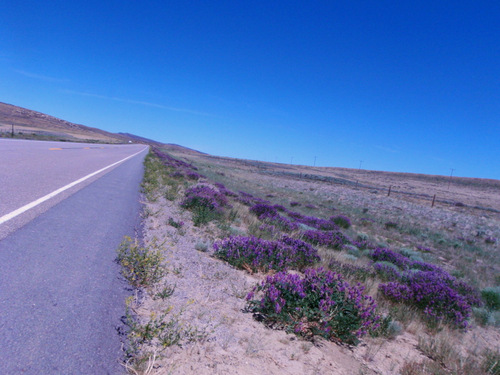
0 102 127 143
117 132 164 146
118 133 205 155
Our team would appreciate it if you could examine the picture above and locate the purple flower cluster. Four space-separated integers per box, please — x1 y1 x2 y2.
371 247 482 327
236 191 270 206
298 215 338 230
351 238 375 250
250 204 279 217
153 148 204 179
186 171 202 180
258 223 278 235
181 184 228 213
373 262 403 281
213 235 320 272
214 182 238 197
246 268 380 344
485 236 497 244
370 248 450 274
267 215 300 232
302 230 351 250
250 204 300 232
380 271 477 328
370 248 412 269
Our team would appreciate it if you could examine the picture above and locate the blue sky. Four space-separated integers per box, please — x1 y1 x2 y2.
1 1 499 179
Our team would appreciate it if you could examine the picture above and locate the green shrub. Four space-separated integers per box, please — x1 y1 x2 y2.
116 237 166 288
371 315 403 339
195 241 209 252
399 248 424 263
473 307 491 326
482 287 500 310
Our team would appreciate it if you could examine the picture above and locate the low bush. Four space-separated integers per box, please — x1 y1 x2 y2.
385 221 398 230
371 315 403 339
250 204 300 232
331 215 352 229
250 203 278 218
213 235 320 272
116 237 166 288
373 261 403 281
370 248 411 269
302 230 351 249
482 287 500 310
246 268 380 345
181 184 228 225
379 270 481 328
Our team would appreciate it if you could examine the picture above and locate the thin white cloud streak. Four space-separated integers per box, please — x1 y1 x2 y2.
13 69 69 83
62 89 214 117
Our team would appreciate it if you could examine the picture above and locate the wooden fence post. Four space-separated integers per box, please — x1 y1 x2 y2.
431 194 436 207
387 186 392 196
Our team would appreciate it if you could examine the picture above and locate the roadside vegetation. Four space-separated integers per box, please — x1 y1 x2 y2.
119 146 500 374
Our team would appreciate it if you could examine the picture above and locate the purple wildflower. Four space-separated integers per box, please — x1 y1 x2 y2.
246 268 380 344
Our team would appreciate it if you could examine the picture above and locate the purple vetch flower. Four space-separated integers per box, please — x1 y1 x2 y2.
181 184 228 213
246 268 380 345
370 248 411 270
302 230 351 249
152 148 206 178
213 235 320 272
379 270 480 328
250 204 279 218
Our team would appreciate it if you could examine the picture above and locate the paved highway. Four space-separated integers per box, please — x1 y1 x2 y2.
0 139 146 239
0 139 148 374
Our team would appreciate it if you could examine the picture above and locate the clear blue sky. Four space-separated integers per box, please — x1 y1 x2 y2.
1 1 499 179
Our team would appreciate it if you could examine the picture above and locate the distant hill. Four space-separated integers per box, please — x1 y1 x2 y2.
0 102 206 155
118 132 204 155
0 102 127 143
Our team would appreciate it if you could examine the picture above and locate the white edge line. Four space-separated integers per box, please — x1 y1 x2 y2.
0 146 148 225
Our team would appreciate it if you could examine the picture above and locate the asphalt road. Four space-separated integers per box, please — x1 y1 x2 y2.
0 139 146 240
0 140 148 374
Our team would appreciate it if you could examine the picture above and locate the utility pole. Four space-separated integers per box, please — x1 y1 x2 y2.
314 156 317 167
11 124 14 138
358 160 363 170
447 168 455 190
290 156 293 164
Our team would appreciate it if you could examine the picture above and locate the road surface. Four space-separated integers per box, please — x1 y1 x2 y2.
0 139 148 374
